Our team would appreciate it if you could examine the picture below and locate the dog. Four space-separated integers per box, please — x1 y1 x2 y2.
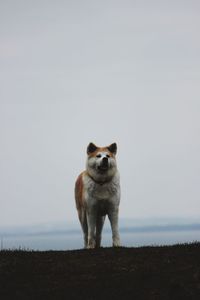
75 142 121 249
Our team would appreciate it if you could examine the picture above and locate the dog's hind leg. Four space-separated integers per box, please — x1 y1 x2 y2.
79 210 88 248
95 216 106 248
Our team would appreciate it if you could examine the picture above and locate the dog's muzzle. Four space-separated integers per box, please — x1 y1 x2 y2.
98 157 109 171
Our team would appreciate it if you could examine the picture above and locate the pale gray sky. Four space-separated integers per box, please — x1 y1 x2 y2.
0 0 200 227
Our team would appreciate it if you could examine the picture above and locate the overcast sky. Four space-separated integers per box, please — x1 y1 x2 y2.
0 0 200 227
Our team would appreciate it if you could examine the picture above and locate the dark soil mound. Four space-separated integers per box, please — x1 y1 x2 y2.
0 243 200 299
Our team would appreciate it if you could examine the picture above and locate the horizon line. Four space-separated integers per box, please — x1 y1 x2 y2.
1 223 200 238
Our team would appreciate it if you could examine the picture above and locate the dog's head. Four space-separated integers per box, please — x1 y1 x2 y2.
86 142 118 181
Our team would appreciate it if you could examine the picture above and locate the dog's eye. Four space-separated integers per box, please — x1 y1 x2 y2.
106 154 110 158
96 154 101 158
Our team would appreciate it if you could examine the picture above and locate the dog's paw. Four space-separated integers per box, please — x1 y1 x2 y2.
113 238 121 247
87 238 96 249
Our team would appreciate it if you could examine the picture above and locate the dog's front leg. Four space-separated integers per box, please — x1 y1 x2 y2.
86 207 97 249
108 208 121 247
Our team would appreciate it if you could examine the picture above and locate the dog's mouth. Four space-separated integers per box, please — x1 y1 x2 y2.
98 165 109 172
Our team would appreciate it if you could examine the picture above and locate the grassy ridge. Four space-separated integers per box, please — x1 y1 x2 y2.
0 243 200 299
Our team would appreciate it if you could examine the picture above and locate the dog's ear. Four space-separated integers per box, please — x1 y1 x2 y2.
107 143 117 155
87 142 98 155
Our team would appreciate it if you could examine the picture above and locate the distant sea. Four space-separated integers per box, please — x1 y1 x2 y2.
1 223 200 251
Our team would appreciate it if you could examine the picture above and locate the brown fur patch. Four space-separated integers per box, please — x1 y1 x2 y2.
75 172 85 210
88 147 116 158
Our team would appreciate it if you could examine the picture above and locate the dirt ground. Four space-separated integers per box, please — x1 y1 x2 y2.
0 243 200 299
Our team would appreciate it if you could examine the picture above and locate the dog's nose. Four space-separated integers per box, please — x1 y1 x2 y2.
102 157 109 167
102 157 108 164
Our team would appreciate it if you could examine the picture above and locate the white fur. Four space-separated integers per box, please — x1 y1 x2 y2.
83 171 121 248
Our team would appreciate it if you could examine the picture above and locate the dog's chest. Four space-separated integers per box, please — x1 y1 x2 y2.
87 180 118 200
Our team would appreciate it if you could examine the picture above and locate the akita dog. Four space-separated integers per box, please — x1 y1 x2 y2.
75 142 121 249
